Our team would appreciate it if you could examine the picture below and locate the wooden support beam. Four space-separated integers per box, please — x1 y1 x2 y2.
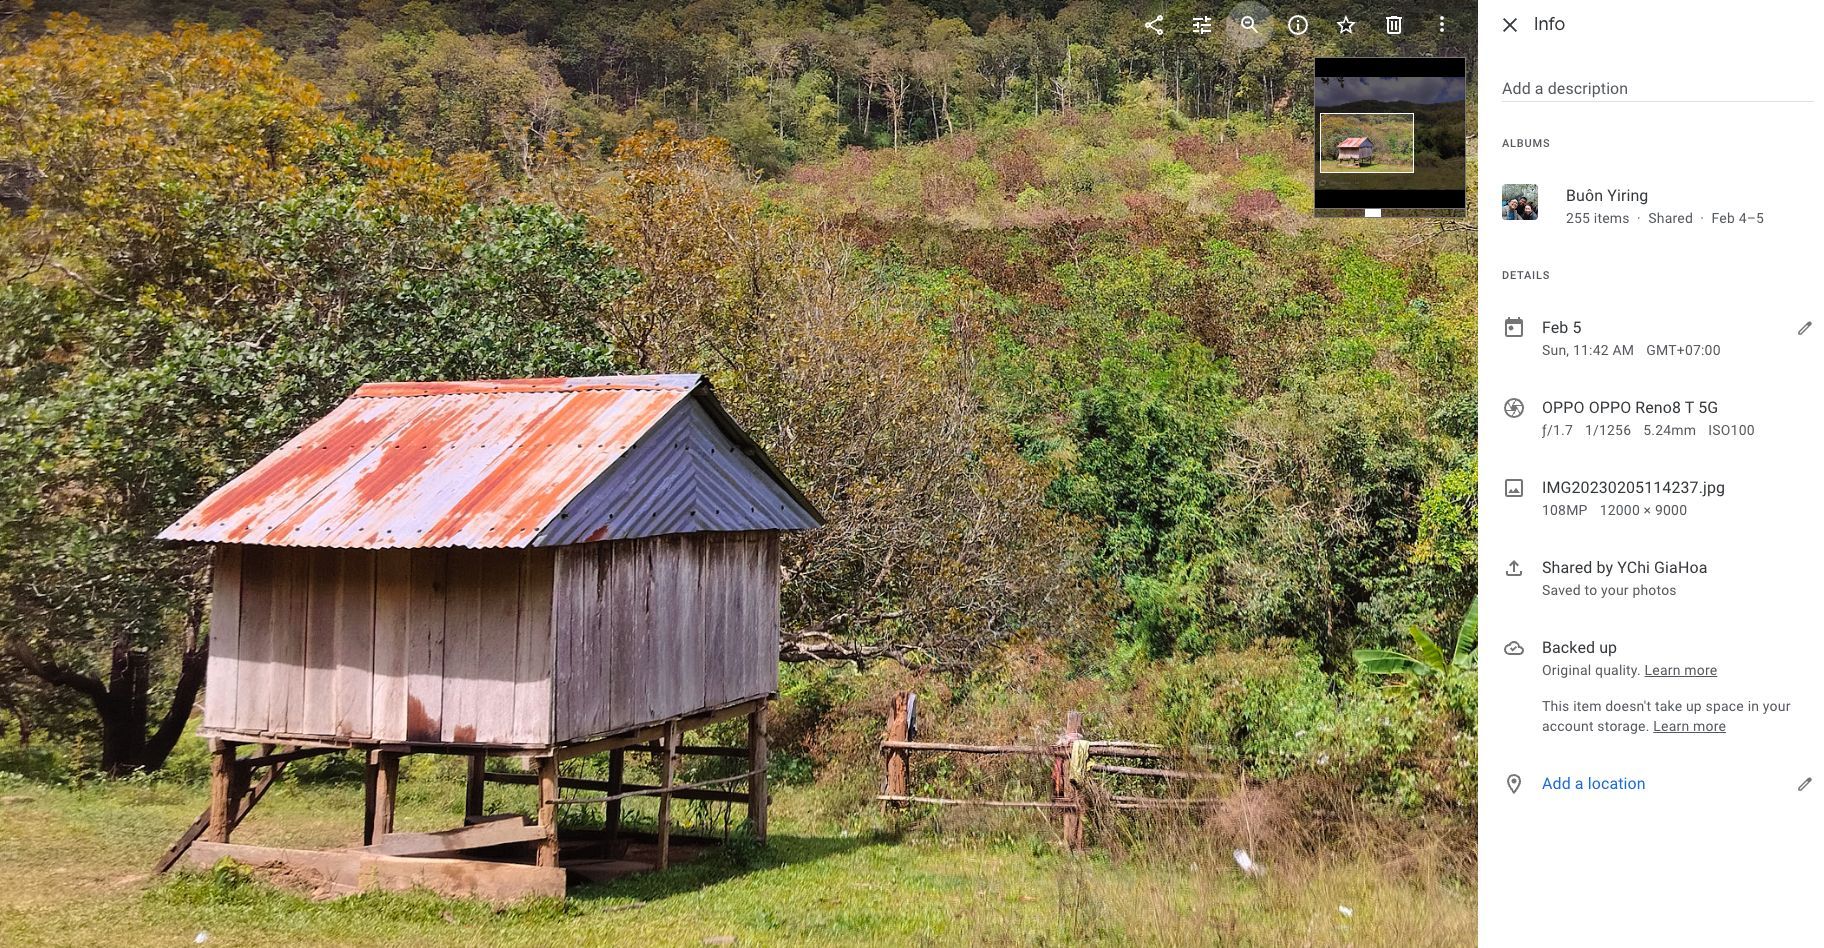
226 747 252 824
362 752 378 846
535 756 559 869
553 697 768 762
235 746 342 770
365 750 400 846
626 744 749 758
656 720 679 871
747 707 768 844
604 748 624 846
553 770 759 806
206 740 239 843
157 746 324 873
464 754 486 824
481 770 748 805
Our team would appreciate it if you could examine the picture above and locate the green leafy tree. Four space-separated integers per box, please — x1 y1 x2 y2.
0 18 634 773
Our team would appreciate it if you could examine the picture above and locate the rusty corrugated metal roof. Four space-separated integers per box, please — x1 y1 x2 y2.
159 374 821 549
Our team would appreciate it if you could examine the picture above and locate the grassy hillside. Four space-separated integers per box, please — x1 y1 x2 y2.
783 102 1313 227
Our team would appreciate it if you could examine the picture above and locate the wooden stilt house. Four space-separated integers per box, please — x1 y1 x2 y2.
154 374 822 899
1336 136 1374 164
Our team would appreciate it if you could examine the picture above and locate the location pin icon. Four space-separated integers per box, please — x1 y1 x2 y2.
1506 774 1522 794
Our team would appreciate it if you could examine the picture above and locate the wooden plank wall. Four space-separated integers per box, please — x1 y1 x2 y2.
553 531 780 744
203 546 556 746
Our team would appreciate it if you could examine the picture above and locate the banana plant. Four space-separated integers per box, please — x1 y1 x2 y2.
1354 598 1478 679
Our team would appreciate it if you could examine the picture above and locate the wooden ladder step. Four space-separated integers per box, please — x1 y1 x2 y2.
153 748 296 873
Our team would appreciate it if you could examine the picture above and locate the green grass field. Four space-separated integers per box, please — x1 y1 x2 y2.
0 772 1474 947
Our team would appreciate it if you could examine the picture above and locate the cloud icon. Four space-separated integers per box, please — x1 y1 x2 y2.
1503 641 1524 656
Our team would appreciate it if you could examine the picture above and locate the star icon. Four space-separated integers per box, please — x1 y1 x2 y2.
1337 16 1355 34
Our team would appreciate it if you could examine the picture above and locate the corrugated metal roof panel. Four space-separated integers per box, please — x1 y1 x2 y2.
159 374 822 549
534 399 821 545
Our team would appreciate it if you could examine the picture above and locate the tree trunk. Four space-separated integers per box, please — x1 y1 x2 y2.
11 614 207 775
105 640 150 774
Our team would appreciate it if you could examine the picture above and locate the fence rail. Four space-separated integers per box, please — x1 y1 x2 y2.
875 692 1224 849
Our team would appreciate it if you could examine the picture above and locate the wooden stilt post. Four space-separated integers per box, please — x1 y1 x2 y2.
747 706 769 843
364 750 400 846
884 692 912 806
656 719 679 870
362 750 378 845
604 748 625 846
1060 710 1085 851
464 753 486 824
207 740 239 843
535 755 559 869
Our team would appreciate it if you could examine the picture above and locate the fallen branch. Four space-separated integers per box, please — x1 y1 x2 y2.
778 631 957 670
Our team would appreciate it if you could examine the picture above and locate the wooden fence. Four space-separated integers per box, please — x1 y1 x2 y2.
876 692 1222 849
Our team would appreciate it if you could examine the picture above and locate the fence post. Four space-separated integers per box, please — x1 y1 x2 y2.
884 691 912 804
1059 710 1085 851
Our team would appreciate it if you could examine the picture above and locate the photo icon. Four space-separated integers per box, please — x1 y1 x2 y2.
1319 113 1416 174
1501 183 1539 220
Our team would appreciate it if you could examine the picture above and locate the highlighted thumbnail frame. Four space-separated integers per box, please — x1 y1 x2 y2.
1314 57 1467 214
1319 113 1417 174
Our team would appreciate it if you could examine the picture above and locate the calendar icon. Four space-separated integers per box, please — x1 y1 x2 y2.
1504 317 1523 337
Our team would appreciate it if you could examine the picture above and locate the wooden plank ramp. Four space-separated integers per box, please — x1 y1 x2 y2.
364 817 546 857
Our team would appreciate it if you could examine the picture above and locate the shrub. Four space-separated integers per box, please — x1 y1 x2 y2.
1136 642 1333 778
1324 674 1478 812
